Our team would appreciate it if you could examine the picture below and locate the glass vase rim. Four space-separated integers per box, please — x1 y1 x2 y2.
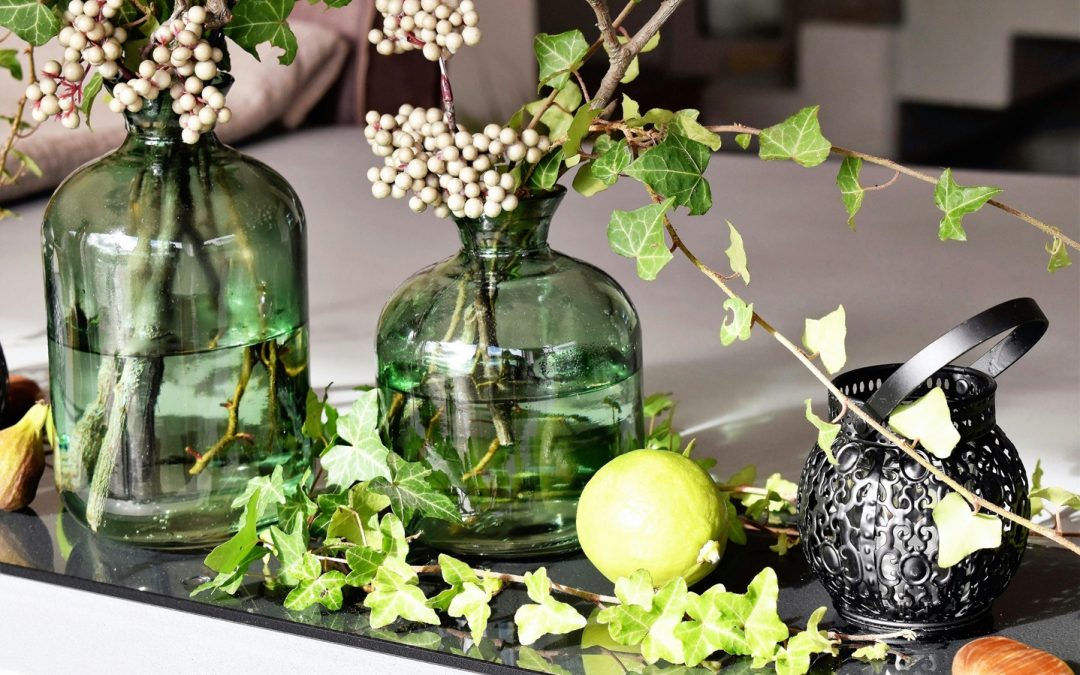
119 73 234 140
451 184 567 228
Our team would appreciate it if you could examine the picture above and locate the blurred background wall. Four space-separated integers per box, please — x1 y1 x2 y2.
452 0 1080 175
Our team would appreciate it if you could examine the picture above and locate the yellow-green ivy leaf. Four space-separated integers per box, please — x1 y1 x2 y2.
852 641 890 662
773 606 838 675
804 399 839 464
836 156 863 230
742 568 790 661
888 387 959 459
720 297 753 346
671 109 721 151
640 577 689 665
934 168 1002 242
724 220 749 284
514 568 588 645
802 305 847 374
615 31 659 83
534 30 588 90
932 492 1002 568
564 104 600 156
1046 237 1072 273
622 93 640 121
591 135 631 185
0 48 22 79
517 82 582 138
572 161 608 196
734 133 752 150
607 197 675 280
759 105 832 168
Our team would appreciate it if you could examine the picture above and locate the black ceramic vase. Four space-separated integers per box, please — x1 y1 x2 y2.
798 298 1047 637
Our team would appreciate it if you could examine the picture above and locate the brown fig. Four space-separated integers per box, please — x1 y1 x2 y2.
0 403 49 512
1 375 46 427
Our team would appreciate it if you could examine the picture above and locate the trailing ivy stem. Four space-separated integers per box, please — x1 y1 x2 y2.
738 516 799 539
651 187 1080 557
831 629 917 642
412 565 620 605
704 125 1080 252
0 45 36 189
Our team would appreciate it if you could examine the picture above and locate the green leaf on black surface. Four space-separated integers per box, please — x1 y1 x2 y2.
368 454 461 524
269 512 316 587
365 557 440 628
724 221 749 284
448 582 495 643
734 133 752 150
851 641 890 662
204 491 263 574
284 570 347 611
773 607 838 675
517 647 574 675
592 135 631 185
888 387 959 459
534 30 588 90
514 568 588 645
224 0 299 65
625 131 713 215
675 585 750 666
836 156 863 230
640 577 689 665
758 106 831 167
231 464 287 520
671 110 721 151
1046 237 1072 273
742 567 790 662
804 399 840 464
190 544 265 597
606 197 675 280
0 0 61 45
0 48 21 79
933 168 1002 242
932 492 1002 567
344 545 385 587
802 305 846 374
719 297 753 346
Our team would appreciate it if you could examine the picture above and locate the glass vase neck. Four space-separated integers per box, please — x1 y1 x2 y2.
455 187 565 256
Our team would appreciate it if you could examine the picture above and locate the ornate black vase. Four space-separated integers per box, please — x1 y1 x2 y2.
798 298 1047 637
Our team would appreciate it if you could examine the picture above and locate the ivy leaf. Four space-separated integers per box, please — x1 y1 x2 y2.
77 71 104 129
934 168 1002 242
835 156 863 230
344 546 385 587
671 110 721 151
269 512 316 587
606 197 675 281
932 492 1002 567
627 108 676 128
518 82 581 138
369 455 462 524
528 148 565 191
448 582 494 643
625 131 713 215
322 441 391 488
734 133 752 150
365 559 440 628
1046 237 1072 273
190 545 265 597
534 30 588 90
517 647 574 675
675 586 750 666
284 570 347 612
439 553 480 586
802 305 846 374
641 577 689 665
773 607 838 675
742 568 789 661
514 568 588 645
888 387 960 459
758 106 832 168
643 392 676 419
851 641 890 662
564 104 600 155
719 297 753 346
804 399 839 464
1030 485 1080 512
0 49 22 80
724 221 749 284
204 490 263 574
231 465 287 520
335 389 379 447
615 31 659 84
592 135 631 185
622 93 640 121
572 162 609 197
225 0 297 63
325 482 391 547
0 0 61 46
10 149 40 177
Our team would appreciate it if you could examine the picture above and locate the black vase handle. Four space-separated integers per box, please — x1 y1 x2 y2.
863 297 1048 422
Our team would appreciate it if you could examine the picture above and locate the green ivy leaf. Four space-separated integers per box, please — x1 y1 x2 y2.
769 532 795 556
615 31 659 84
284 570 347 611
804 399 839 464
0 48 22 80
572 161 608 197
448 582 494 643
675 586 750 666
1046 237 1072 273
224 0 299 65
773 607 838 675
802 305 846 374
622 93 640 121
527 148 565 191
758 106 832 168
626 108 676 128
835 156 863 230
77 71 104 129
565 104 600 155
368 455 462 524
607 197 675 281
933 168 1002 242
734 133 752 150
719 297 753 346
0 0 61 46
204 490 263 574
851 641 890 662
10 149 40 177
671 110 721 152
365 558 440 628
724 221 749 284
517 82 581 138
269 512 316 587
888 387 959 459
742 568 790 661
592 135 631 185
1030 485 1080 511
641 577 689 665
932 492 1002 567
534 30 588 90
231 465 287 520
625 131 713 215
344 545 385 587
321 391 392 487
643 392 676 419
514 568 588 645
517 647 574 675
190 545 265 597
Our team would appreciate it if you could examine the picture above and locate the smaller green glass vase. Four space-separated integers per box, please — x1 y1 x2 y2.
377 187 644 557
42 91 311 548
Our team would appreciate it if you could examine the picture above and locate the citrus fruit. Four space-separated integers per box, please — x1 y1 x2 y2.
576 448 728 587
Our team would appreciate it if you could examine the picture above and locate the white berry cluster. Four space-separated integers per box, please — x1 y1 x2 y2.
364 105 550 219
25 0 128 128
113 6 231 144
368 0 480 61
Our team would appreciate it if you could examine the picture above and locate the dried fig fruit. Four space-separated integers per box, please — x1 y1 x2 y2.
1 375 46 427
953 636 1072 675
0 403 49 512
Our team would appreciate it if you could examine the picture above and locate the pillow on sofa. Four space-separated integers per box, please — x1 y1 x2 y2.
0 20 348 204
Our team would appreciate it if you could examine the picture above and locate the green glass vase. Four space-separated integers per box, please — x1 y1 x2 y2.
41 94 311 548
377 187 644 557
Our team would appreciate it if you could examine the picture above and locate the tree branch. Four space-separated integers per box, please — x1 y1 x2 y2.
591 0 687 111
585 0 621 56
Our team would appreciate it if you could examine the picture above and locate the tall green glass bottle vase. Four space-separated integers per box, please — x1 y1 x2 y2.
42 94 311 548
377 187 644 557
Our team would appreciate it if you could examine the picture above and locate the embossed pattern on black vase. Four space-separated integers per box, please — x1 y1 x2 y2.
798 365 1029 636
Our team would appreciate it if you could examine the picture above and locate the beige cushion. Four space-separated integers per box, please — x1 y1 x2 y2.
0 20 348 204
